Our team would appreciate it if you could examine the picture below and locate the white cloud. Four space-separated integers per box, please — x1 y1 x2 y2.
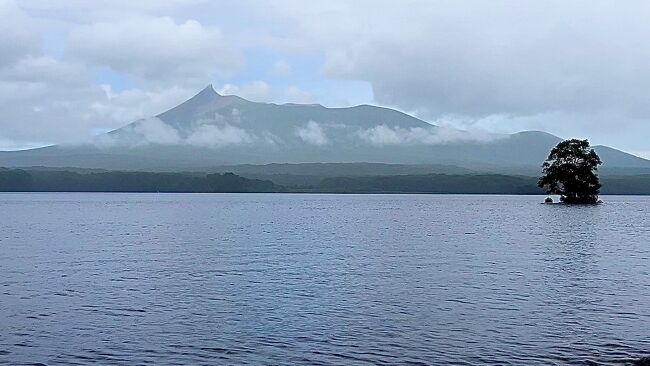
93 84 194 124
185 123 255 147
94 117 257 149
0 4 213 149
272 60 291 77
131 117 182 145
295 120 328 146
285 86 313 104
257 1 650 154
18 0 206 17
267 1 650 116
67 16 242 84
219 81 274 102
2 56 88 85
94 117 180 147
3 0 650 156
357 124 497 146
0 0 39 67
0 69 196 148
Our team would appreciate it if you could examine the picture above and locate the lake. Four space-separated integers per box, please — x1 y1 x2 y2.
1 193 649 365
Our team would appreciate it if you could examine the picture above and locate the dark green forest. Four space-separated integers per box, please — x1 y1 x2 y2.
1 167 649 194
0 169 279 193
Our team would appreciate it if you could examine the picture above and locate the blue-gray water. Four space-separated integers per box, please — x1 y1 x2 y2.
1 193 649 365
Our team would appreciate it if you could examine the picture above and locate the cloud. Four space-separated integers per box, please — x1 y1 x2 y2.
0 68 196 148
185 123 255 147
285 86 313 104
254 1 650 153
272 60 291 77
0 137 49 151
131 117 182 144
0 4 209 149
94 117 180 147
219 81 274 102
67 16 243 84
357 124 497 146
18 0 206 17
0 0 39 67
94 85 196 124
3 0 650 156
94 117 256 149
2 56 89 85
295 120 328 146
267 1 650 117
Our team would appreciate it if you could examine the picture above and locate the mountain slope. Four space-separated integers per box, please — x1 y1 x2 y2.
1 85 648 172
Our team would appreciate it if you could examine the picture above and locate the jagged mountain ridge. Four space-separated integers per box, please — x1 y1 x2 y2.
1 85 649 172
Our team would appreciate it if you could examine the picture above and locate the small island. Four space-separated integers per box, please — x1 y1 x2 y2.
538 139 603 204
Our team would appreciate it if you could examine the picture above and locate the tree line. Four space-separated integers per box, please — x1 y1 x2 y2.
1 168 649 194
0 170 279 193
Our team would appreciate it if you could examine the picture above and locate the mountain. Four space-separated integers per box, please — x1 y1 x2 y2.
1 85 649 172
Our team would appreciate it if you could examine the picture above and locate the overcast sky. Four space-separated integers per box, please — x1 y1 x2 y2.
1 0 649 157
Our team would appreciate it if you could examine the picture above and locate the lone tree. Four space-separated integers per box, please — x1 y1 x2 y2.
538 139 602 204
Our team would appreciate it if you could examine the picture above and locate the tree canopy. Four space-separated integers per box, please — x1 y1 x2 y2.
538 139 602 204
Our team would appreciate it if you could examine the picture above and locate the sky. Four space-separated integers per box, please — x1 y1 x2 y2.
1 0 649 158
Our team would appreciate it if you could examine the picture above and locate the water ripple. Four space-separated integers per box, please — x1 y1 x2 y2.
0 193 649 365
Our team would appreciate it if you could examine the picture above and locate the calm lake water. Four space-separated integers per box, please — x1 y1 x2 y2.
1 193 649 365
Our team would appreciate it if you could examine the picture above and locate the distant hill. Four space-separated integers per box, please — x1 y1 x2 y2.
3 168 649 195
0 169 279 193
1 85 649 172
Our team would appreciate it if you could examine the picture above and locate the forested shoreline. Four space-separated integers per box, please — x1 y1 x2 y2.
2 168 649 194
